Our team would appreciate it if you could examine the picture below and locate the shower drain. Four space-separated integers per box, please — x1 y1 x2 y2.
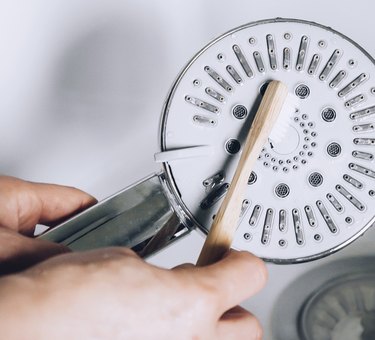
162 18 375 263
300 274 375 340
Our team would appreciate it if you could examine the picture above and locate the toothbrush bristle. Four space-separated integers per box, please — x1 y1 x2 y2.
269 94 299 143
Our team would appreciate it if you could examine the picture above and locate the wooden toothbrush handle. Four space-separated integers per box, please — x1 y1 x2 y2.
196 80 288 266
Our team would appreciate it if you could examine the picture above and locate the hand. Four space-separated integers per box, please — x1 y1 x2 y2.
0 176 97 274
0 248 267 340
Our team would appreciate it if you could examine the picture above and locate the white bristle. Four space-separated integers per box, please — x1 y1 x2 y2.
269 94 299 143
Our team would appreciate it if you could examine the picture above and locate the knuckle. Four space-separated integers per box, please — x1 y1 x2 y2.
251 317 263 339
191 276 219 306
218 311 264 340
243 313 263 340
252 257 268 287
239 252 268 288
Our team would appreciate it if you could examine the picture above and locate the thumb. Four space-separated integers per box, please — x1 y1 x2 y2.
0 227 70 275
194 251 267 315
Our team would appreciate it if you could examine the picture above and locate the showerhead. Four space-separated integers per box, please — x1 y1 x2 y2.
159 18 375 263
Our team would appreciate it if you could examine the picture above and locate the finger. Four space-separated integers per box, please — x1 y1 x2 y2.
0 176 97 235
0 227 70 275
31 181 97 227
194 250 267 314
217 306 263 340
29 247 139 268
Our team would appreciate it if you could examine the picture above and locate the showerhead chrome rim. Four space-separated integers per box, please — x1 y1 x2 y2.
159 17 375 264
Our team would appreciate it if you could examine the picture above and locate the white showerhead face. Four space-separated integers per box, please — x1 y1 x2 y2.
159 18 375 263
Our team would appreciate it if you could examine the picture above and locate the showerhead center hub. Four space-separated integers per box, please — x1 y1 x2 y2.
269 124 300 155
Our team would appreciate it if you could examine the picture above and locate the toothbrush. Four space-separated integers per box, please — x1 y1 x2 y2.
196 80 291 266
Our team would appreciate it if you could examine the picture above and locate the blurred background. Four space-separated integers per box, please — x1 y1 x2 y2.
1 1 374 339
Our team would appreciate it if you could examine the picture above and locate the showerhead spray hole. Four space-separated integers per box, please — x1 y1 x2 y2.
279 239 287 247
249 37 256 45
243 233 252 241
248 171 257 185
321 108 336 122
232 105 248 119
314 234 322 241
225 139 241 154
275 183 290 198
308 172 323 187
295 84 310 99
327 142 342 157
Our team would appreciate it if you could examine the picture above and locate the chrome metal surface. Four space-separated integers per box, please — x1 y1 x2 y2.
233 44 254 77
349 163 375 179
205 87 225 102
249 205 262 227
343 173 363 189
39 174 187 257
338 73 368 98
353 123 375 133
253 51 266 73
350 105 375 120
185 95 219 113
319 49 342 81
239 199 251 221
283 47 291 70
204 66 233 92
200 182 230 209
193 115 216 127
304 205 316 227
352 150 374 160
326 193 343 212
279 209 287 232
336 184 365 211
300 272 375 340
353 137 375 145
203 171 225 191
329 70 346 88
316 200 338 233
226 65 243 84
292 208 304 245
272 257 375 340
266 34 278 70
261 208 274 245
296 35 308 71
345 93 365 108
307 54 320 75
